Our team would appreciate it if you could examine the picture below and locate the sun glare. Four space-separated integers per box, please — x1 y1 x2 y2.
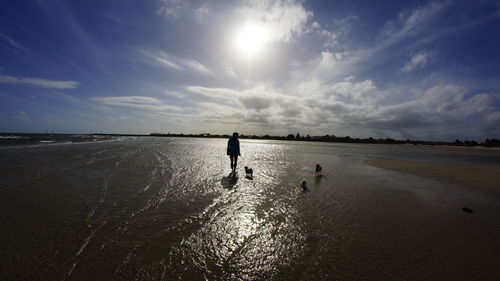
235 23 268 57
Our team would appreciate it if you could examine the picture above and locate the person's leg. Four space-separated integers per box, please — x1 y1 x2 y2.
233 155 238 171
230 156 234 170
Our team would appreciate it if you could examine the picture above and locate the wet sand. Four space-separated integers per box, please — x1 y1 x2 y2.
1 138 500 280
367 159 500 198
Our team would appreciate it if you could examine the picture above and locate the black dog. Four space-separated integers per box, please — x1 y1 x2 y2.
315 164 322 176
244 166 253 179
300 180 307 191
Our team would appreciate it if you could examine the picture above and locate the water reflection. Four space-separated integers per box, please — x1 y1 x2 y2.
154 140 308 280
314 175 323 186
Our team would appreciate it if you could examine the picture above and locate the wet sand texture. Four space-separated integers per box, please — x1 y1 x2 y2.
1 138 500 280
367 159 500 198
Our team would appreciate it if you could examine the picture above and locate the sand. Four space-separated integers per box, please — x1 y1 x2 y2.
367 158 500 198
2 138 500 280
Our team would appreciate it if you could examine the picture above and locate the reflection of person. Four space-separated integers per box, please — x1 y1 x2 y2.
227 132 241 172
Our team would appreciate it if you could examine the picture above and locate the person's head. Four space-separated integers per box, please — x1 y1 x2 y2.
232 132 239 138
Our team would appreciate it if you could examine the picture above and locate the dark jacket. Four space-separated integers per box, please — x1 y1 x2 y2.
227 137 240 156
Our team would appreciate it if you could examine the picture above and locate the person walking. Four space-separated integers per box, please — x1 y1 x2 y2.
227 132 241 172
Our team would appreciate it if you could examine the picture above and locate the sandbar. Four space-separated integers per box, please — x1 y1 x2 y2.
367 158 500 198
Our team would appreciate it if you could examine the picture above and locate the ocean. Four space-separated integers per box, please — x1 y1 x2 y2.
1 136 499 280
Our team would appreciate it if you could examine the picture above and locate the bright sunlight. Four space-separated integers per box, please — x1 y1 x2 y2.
235 23 268 57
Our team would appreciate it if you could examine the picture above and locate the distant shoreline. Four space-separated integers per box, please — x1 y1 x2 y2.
1 132 500 148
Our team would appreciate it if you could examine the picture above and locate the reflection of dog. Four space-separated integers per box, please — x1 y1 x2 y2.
315 164 322 176
244 166 253 179
300 180 307 191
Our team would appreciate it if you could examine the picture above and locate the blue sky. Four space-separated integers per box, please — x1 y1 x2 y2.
1 0 499 141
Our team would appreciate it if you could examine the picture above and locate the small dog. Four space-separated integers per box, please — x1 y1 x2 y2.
244 166 253 179
315 164 322 176
462 207 473 213
300 180 307 191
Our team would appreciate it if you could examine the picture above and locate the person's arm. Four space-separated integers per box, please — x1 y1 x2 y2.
227 139 231 155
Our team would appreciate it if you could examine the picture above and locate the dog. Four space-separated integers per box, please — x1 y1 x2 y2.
244 166 253 179
314 164 322 176
462 207 473 213
300 180 307 191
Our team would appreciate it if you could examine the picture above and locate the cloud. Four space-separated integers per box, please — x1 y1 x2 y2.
0 32 25 51
236 0 313 42
309 15 358 48
239 95 273 111
141 49 211 74
349 85 494 134
401 51 432 72
380 1 450 43
224 65 239 80
162 90 184 99
182 59 211 74
92 96 182 111
157 0 210 22
186 86 242 100
157 0 184 18
187 84 286 111
194 5 210 23
141 49 181 69
0 75 79 89
328 1 450 77
12 111 30 121
183 75 498 140
329 79 380 104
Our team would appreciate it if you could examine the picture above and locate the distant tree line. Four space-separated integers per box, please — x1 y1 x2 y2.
149 132 500 147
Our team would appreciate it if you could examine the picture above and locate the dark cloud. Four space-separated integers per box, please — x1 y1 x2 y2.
238 95 273 111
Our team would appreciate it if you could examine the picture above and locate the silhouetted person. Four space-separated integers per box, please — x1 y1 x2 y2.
227 132 240 172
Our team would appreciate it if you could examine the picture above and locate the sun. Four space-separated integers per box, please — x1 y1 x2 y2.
235 23 268 57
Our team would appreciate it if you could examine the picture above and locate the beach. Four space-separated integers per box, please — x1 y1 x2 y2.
367 158 500 198
1 137 500 280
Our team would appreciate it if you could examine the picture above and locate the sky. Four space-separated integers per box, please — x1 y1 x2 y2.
1 0 500 141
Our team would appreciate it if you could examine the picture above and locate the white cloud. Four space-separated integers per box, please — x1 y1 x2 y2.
330 79 379 103
380 1 450 42
163 90 183 99
182 76 498 140
141 49 211 74
194 5 210 23
402 51 432 72
157 0 184 18
333 1 450 76
141 49 181 69
186 86 243 100
182 59 211 74
0 32 25 50
485 111 500 123
12 111 30 121
224 65 239 80
92 96 182 111
157 0 210 23
236 0 313 42
156 53 182 69
0 75 79 89
139 1 499 139
309 15 358 48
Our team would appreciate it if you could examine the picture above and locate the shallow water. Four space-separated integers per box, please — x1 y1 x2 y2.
0 137 499 280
